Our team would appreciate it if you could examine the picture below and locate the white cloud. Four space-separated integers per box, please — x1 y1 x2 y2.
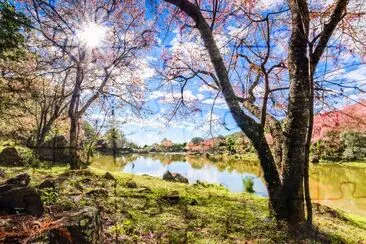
202 97 228 109
149 89 199 103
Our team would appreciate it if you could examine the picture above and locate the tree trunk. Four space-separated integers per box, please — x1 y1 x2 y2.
36 124 51 148
68 62 84 169
162 0 348 226
69 115 79 169
187 4 283 216
276 0 310 224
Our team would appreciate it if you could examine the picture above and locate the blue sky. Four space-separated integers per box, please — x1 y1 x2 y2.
86 0 366 146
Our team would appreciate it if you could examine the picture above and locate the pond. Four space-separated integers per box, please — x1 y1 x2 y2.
91 153 366 217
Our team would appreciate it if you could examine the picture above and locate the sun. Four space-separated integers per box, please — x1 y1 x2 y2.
77 22 106 48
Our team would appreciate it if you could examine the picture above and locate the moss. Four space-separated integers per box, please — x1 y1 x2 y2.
1 165 365 243
80 218 89 227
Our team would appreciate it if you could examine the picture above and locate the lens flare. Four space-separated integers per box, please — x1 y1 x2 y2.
77 22 106 48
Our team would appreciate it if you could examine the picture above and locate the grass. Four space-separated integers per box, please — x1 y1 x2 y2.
0 165 365 243
318 159 366 168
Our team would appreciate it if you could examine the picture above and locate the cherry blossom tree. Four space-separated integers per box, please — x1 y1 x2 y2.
156 0 366 225
0 50 71 146
23 0 154 168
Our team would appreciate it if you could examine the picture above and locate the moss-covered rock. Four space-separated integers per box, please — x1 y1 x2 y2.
163 170 189 183
38 178 56 189
0 147 23 166
104 172 116 181
0 185 44 216
125 180 137 188
36 135 70 163
26 207 102 244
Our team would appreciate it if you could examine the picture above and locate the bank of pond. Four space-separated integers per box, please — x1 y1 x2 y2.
91 153 366 217
0 163 365 243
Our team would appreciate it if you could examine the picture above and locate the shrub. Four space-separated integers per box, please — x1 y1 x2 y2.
340 131 366 161
311 131 344 161
242 176 255 193
311 130 366 161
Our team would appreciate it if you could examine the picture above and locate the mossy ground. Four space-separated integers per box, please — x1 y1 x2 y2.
1 165 365 243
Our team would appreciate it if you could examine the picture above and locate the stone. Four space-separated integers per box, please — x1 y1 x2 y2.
161 191 180 204
86 189 108 197
29 207 102 244
311 155 320 164
0 184 44 216
125 180 137 188
190 199 198 206
38 179 56 189
5 173 30 186
104 172 116 181
174 173 189 184
163 171 175 181
162 171 188 184
136 187 152 194
36 135 70 163
0 147 23 166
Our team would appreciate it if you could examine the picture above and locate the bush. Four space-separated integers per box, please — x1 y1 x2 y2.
17 146 42 167
311 130 366 161
340 131 366 161
242 176 255 193
311 131 343 161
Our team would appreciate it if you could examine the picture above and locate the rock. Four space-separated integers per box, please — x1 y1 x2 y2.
36 135 70 163
125 180 137 188
0 147 23 166
311 155 320 164
162 171 189 184
136 187 152 194
190 199 198 206
174 173 189 184
161 191 180 204
86 189 108 197
104 172 116 181
38 179 56 189
30 207 103 244
0 173 43 216
0 184 44 216
163 171 175 181
5 173 30 186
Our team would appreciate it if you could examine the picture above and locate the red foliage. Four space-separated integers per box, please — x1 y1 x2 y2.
312 101 366 141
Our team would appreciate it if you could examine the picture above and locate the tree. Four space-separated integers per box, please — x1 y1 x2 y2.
24 0 153 168
104 128 127 150
161 138 173 150
341 131 366 161
191 137 204 145
0 1 28 60
158 0 363 225
0 51 71 146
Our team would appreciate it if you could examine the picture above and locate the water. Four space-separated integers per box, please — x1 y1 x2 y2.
91 153 366 216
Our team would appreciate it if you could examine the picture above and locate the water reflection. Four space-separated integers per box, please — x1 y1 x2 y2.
310 164 366 217
91 153 366 216
91 153 268 196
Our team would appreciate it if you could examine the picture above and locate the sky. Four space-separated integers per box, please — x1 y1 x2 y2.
77 0 366 146
8 0 366 146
